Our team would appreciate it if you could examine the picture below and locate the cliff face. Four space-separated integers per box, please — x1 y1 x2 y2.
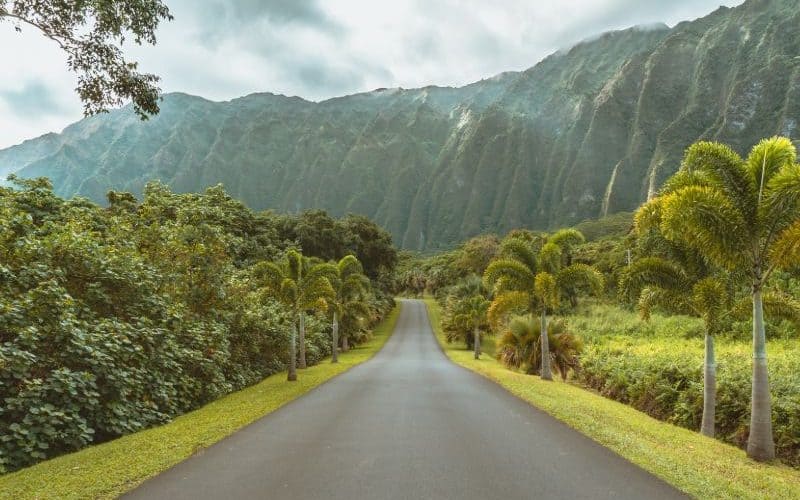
1 0 798 250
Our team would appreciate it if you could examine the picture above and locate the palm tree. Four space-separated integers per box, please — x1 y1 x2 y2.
483 234 603 380
637 136 800 461
328 255 371 363
496 315 582 380
621 257 728 437
449 295 490 359
253 249 335 381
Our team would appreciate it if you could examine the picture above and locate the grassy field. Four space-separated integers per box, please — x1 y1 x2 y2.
425 298 800 499
0 305 400 500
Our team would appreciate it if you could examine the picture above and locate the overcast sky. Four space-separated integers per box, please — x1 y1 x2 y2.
0 0 744 149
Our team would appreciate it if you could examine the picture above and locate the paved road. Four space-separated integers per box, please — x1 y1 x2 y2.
127 299 684 499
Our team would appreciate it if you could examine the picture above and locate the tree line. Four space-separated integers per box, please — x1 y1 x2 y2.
0 178 397 473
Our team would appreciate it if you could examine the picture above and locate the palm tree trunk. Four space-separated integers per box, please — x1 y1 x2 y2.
540 310 552 381
473 325 481 359
298 311 307 369
700 332 716 437
288 321 298 382
342 335 349 352
747 287 775 461
332 312 339 364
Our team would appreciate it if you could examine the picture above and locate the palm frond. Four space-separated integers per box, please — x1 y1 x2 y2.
634 198 663 234
761 163 800 244
498 238 537 274
659 186 749 269
483 259 535 295
731 290 800 325
251 261 284 291
548 229 585 250
619 257 688 299
538 242 562 274
746 136 797 192
769 219 800 271
487 291 530 332
337 254 363 278
682 141 756 224
637 286 688 321
556 263 604 296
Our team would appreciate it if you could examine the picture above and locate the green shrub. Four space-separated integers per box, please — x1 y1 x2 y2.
573 306 800 466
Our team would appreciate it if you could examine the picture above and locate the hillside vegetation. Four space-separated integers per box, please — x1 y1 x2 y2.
2 0 799 250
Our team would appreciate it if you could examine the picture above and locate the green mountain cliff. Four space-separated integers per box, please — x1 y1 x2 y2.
1 0 798 249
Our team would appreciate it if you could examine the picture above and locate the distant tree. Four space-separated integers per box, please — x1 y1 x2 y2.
441 276 489 354
253 250 334 380
290 210 347 261
457 295 489 359
0 1 173 118
454 234 500 276
328 255 371 362
484 233 603 380
637 137 800 461
341 214 398 281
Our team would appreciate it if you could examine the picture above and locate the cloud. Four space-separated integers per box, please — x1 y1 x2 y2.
0 0 746 149
0 82 69 117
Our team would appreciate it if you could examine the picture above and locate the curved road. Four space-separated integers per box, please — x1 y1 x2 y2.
127 299 684 499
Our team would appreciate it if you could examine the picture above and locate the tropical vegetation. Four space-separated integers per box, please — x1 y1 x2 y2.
0 178 396 473
410 135 800 469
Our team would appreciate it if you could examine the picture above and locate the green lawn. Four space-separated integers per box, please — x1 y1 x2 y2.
0 305 400 500
424 298 800 499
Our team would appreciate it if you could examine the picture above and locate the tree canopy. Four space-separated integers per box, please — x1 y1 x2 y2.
1 0 173 117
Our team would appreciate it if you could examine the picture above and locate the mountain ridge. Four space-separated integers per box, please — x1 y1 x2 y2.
1 0 798 250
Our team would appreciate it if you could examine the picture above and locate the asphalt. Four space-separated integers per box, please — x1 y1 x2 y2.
126 299 685 500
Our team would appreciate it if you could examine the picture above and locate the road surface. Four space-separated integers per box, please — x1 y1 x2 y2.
127 299 684 499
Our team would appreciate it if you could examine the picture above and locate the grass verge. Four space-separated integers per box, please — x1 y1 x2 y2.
424 298 800 499
0 304 400 500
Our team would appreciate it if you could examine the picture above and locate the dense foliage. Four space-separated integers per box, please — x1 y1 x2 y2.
571 306 800 467
413 136 800 468
0 179 396 473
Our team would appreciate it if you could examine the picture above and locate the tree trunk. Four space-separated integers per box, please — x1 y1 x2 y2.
473 325 481 359
747 288 775 461
540 310 552 381
287 321 297 382
342 335 349 352
332 312 339 364
700 333 716 438
298 311 307 369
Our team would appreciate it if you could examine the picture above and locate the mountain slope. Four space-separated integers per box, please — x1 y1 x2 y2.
1 0 798 250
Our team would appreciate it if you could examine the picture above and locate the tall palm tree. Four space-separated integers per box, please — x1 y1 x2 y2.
621 257 728 437
637 136 800 461
328 255 371 363
253 249 335 381
483 234 603 380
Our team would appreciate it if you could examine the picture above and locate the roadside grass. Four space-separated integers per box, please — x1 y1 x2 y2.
424 298 800 499
0 305 400 500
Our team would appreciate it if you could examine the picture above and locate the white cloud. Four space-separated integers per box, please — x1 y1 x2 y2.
0 0 744 149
